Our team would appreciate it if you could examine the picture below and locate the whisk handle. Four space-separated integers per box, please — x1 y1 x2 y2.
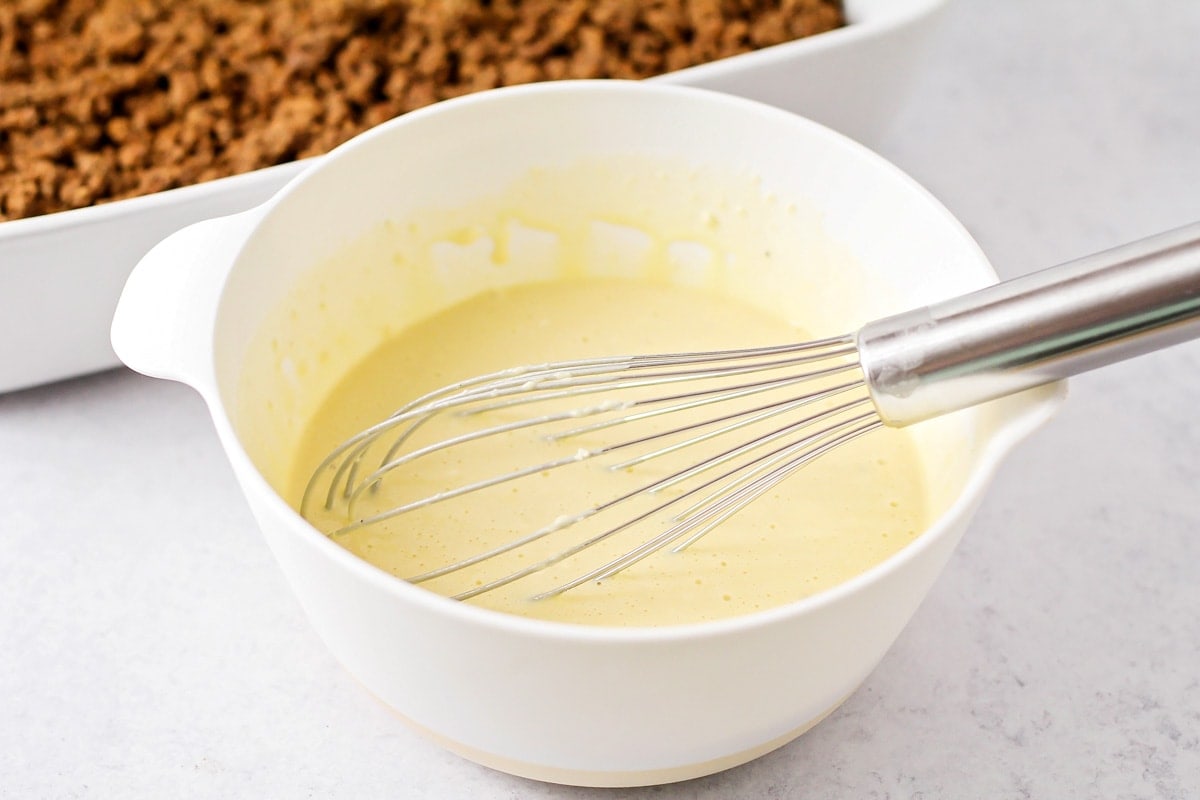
857 221 1200 426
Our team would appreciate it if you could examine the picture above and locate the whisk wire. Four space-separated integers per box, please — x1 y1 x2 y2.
608 386 868 475
304 337 857 518
427 398 878 600
351 368 863 518
532 415 884 600
303 334 876 599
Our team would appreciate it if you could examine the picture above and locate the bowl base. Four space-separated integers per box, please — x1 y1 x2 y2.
367 685 846 788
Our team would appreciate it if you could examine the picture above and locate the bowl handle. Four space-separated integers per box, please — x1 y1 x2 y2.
110 207 264 391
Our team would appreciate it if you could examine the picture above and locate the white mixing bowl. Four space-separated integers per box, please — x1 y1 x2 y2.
111 81 1062 786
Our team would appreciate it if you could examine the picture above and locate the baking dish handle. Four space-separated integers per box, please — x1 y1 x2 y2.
111 206 264 391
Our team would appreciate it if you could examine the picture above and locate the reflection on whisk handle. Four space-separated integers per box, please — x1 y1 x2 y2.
857 221 1200 426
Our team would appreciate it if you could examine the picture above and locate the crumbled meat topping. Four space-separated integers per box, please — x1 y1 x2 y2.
0 0 843 221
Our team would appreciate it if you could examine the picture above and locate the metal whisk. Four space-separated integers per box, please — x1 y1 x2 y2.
303 222 1200 600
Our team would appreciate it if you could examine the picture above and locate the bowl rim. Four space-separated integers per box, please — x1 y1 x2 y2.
207 79 1064 645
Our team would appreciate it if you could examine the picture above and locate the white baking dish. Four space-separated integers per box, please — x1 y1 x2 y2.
0 0 948 393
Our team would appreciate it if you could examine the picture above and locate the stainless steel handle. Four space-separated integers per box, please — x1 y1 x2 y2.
857 221 1200 426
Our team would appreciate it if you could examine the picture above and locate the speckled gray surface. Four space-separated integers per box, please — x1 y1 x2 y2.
3 1 1199 797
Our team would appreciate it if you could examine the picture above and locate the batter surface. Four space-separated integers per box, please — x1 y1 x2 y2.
288 277 929 626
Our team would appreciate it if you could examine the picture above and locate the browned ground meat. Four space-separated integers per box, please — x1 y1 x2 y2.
0 0 843 221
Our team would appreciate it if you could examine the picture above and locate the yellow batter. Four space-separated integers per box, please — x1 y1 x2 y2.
287 277 929 626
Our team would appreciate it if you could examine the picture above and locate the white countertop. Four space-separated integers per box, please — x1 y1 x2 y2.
3 1 1199 797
